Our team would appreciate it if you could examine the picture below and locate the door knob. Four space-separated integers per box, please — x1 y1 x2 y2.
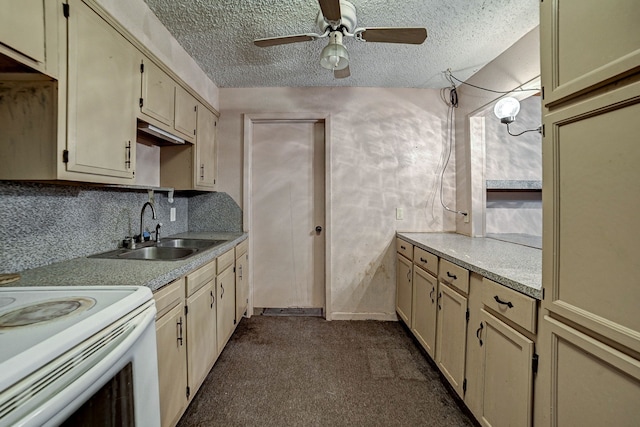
315 226 322 233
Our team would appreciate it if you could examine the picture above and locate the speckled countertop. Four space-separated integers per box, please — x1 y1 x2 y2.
12 232 247 293
397 232 542 299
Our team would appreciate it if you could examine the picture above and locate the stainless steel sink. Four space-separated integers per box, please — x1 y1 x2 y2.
89 238 227 261
156 238 226 249
117 246 197 260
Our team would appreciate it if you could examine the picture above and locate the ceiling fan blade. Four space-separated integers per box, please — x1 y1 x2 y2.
318 0 341 22
334 66 350 79
254 34 315 47
359 27 428 44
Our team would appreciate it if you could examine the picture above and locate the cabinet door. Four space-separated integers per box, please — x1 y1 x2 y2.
412 266 438 358
155 304 188 427
477 309 534 427
195 105 217 189
0 0 45 63
140 59 174 127
174 85 197 140
66 0 137 180
542 316 640 427
216 265 236 353
436 282 468 397
186 280 217 394
396 254 412 325
235 252 249 321
541 0 640 106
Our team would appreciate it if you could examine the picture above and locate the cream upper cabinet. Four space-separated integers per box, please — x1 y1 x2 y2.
216 258 236 353
0 0 45 63
174 85 197 140
66 0 137 180
540 0 640 106
396 251 413 325
139 58 197 144
140 58 174 127
475 309 534 427
159 101 218 191
153 279 188 427
0 0 59 77
195 104 217 189
435 281 468 398
411 265 438 359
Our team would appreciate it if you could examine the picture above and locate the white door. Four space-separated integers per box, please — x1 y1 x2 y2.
250 120 325 310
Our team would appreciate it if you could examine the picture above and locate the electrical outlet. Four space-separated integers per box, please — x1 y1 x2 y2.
170 208 176 222
396 208 404 221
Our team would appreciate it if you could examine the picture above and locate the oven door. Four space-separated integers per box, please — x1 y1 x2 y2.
0 301 160 427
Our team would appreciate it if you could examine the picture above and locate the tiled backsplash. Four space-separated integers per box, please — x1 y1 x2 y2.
0 181 242 274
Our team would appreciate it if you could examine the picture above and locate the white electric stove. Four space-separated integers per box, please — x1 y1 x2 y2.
0 286 160 427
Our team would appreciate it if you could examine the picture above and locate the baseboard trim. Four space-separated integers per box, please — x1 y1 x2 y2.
329 312 398 321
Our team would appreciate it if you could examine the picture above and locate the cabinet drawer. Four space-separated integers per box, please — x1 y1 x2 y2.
235 239 248 259
396 238 413 260
482 278 537 333
186 259 216 297
153 277 185 318
438 259 469 295
217 249 235 274
414 247 438 276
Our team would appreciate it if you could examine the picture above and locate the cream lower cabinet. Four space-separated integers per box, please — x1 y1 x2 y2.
411 265 438 358
216 249 236 352
235 239 249 321
435 281 468 398
475 309 534 427
153 278 188 427
185 260 218 396
396 245 413 325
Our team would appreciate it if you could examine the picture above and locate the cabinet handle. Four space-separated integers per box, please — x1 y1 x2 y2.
493 295 514 308
400 245 406 250
476 322 484 346
200 164 205 179
239 265 243 279
407 268 411 282
177 317 183 346
446 271 457 280
420 257 428 264
125 141 132 169
210 290 215 308
437 292 442 310
429 286 435 303
221 282 225 298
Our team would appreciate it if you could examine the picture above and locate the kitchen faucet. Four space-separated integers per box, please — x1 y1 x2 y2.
137 201 157 243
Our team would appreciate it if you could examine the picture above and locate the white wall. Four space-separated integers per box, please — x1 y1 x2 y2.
454 27 541 236
218 87 455 319
95 0 219 110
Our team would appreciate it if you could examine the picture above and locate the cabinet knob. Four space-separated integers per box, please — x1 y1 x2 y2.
315 226 322 233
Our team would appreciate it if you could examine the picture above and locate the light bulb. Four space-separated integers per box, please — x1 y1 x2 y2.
494 97 521 124
320 31 349 71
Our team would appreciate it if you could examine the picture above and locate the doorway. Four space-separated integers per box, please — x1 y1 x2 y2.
243 114 331 318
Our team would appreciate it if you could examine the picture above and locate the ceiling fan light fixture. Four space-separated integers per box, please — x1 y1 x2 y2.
320 31 349 70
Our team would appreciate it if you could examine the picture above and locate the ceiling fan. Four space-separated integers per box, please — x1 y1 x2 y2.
253 0 428 79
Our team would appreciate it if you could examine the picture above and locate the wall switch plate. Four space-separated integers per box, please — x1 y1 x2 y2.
396 208 404 220
170 208 176 222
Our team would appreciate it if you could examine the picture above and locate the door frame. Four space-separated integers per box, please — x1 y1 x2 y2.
243 113 332 320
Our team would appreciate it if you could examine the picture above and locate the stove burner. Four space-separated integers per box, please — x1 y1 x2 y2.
0 297 16 309
0 297 96 329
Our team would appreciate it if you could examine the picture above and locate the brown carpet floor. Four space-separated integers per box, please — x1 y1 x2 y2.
177 316 477 427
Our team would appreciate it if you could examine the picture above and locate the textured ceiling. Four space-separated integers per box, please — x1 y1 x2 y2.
143 0 539 89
